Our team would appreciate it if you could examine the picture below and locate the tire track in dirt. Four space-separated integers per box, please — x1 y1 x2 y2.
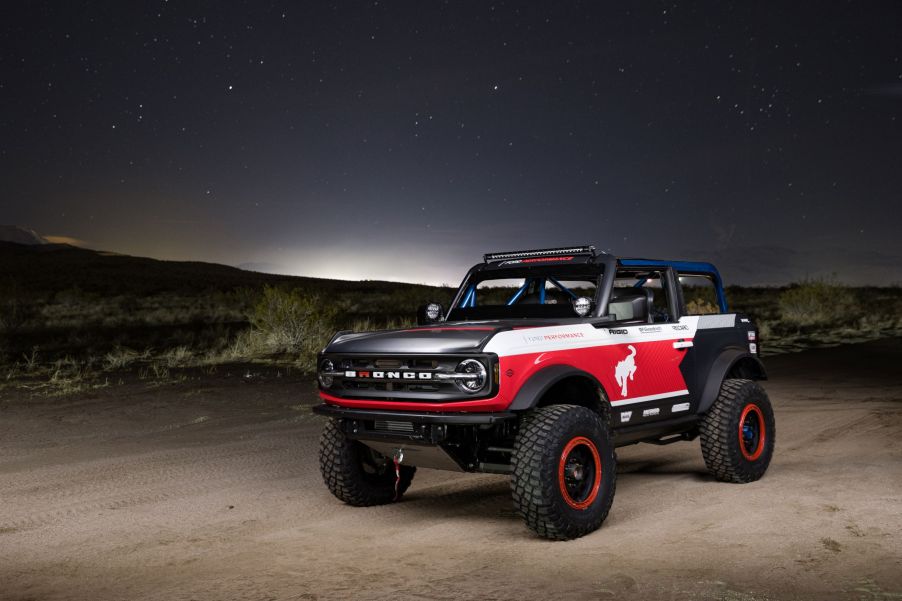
0 431 327 533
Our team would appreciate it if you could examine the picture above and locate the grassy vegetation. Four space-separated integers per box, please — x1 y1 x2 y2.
0 243 454 395
725 281 902 354
1 242 900 396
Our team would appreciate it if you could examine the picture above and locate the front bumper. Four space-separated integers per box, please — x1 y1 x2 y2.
312 403 515 425
312 403 518 472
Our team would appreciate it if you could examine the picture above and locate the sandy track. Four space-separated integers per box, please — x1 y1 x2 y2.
2 342 901 601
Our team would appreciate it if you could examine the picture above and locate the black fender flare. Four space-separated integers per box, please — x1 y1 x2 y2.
698 349 768 414
507 365 606 412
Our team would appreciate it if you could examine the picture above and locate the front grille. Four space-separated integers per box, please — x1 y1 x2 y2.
321 354 496 402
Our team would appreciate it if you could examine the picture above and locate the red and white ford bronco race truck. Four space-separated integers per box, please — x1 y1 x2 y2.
313 246 774 540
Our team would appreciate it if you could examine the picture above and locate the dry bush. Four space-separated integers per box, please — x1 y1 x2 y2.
0 278 37 335
685 298 720 315
161 345 193 367
778 278 855 326
103 347 151 371
43 357 108 397
248 286 338 372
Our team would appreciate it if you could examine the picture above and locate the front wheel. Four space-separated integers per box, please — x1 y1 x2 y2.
700 379 775 483
511 405 617 540
319 419 416 506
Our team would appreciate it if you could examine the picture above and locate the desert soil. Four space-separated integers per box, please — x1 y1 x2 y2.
2 340 901 601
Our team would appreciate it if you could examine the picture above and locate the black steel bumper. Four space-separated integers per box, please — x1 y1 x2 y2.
312 403 516 425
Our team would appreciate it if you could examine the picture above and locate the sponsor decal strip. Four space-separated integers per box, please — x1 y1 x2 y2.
484 318 701 356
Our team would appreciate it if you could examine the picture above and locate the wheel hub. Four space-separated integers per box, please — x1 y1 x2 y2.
566 462 585 481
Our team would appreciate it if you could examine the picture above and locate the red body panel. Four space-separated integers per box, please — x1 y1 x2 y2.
319 338 691 412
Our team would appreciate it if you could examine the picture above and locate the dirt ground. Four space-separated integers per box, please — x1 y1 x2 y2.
2 341 901 601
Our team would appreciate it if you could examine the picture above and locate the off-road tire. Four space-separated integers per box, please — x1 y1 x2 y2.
700 378 775 483
511 405 617 540
319 419 416 506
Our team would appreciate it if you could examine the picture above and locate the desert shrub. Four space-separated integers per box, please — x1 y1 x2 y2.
685 298 720 315
249 286 338 371
0 278 37 335
778 278 855 326
348 316 416 333
45 356 108 396
103 346 151 370
162 345 193 367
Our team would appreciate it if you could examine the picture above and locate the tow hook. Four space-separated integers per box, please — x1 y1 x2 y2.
392 448 404 501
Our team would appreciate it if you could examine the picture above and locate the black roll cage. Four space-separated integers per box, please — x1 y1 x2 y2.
447 254 683 322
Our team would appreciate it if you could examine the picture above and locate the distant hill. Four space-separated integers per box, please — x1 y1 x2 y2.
0 225 49 246
0 241 441 297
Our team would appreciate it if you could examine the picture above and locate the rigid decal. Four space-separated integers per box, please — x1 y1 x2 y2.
749 343 757 354
747 331 756 341
643 407 660 417
614 345 638 397
620 411 632 422
672 402 690 413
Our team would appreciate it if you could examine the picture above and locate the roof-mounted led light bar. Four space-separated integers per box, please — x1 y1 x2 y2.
484 245 596 263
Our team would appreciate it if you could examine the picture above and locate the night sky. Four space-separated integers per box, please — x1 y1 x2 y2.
2 2 901 285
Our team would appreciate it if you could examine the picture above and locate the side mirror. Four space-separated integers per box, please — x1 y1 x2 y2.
416 302 444 325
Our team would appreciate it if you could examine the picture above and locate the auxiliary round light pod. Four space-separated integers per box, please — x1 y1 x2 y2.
425 303 443 321
572 296 592 317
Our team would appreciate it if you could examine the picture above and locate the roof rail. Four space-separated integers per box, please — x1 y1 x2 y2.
484 245 596 263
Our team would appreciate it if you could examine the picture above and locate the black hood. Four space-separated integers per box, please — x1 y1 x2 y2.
323 320 562 355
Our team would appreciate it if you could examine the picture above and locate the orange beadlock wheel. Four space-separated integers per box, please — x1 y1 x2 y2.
738 403 766 461
557 436 602 510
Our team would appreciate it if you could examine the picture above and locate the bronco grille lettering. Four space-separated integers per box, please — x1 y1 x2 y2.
342 370 433 380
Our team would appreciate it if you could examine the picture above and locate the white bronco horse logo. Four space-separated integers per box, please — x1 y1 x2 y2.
614 344 638 397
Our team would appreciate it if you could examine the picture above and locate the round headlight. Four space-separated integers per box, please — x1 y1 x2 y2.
572 296 592 317
455 359 487 393
425 302 442 321
318 359 335 388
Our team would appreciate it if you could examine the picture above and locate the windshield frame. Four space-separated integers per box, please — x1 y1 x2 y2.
445 262 609 321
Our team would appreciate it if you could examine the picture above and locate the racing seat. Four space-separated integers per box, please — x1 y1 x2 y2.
608 288 654 323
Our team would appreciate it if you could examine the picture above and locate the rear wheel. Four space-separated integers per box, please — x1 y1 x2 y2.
511 405 616 540
319 419 416 506
700 379 775 483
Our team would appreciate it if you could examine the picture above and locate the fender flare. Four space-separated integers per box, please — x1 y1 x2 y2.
698 349 768 414
507 365 606 412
